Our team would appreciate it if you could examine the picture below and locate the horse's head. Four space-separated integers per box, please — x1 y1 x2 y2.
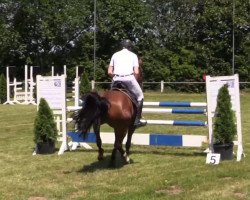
74 92 109 135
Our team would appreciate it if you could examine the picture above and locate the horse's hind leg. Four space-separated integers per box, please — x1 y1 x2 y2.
117 145 129 164
93 121 104 161
111 129 128 166
96 133 104 161
124 127 135 163
111 141 128 166
118 145 130 164
118 131 131 164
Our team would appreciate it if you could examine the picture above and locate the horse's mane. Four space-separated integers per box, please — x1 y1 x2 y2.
74 92 109 134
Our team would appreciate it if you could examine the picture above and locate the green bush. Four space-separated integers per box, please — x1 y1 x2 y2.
33 98 58 144
80 72 91 95
213 84 237 144
0 73 7 104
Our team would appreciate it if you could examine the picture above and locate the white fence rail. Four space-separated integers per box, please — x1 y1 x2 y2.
90 80 250 92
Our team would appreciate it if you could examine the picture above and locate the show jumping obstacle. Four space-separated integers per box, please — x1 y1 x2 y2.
67 99 208 150
4 65 37 105
35 74 243 161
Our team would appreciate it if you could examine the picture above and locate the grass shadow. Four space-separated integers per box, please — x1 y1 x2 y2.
78 153 135 173
127 146 206 157
131 148 206 157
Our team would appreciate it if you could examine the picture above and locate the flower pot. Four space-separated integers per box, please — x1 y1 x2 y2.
37 141 55 154
213 143 234 160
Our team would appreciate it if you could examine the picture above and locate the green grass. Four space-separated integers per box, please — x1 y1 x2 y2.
0 92 249 200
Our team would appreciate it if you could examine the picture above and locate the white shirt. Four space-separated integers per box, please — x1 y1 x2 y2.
109 49 139 75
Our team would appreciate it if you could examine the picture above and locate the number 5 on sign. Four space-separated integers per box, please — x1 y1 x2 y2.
206 153 220 165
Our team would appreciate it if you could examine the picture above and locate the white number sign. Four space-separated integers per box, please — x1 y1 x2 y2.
206 153 220 165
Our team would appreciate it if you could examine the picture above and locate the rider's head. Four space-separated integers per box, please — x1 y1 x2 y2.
120 39 133 50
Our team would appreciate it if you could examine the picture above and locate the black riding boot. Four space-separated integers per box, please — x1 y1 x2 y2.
134 99 147 129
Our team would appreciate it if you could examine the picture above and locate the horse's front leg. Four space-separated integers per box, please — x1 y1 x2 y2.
93 120 104 161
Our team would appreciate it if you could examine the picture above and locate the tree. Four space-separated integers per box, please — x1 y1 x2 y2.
0 73 7 103
194 0 250 78
80 72 92 95
0 1 23 68
233 0 250 83
0 0 249 90
2 0 94 73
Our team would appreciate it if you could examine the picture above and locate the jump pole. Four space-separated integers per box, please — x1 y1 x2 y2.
28 66 38 105
4 66 15 105
142 107 206 114
73 66 80 107
22 65 29 104
68 132 207 148
143 102 207 107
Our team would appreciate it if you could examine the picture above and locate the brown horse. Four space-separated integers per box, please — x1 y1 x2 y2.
74 67 143 166
74 90 136 165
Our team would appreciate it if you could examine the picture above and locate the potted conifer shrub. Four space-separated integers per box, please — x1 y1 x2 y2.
213 84 237 160
34 98 58 154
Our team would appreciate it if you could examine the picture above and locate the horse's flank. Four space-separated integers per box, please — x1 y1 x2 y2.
100 90 135 127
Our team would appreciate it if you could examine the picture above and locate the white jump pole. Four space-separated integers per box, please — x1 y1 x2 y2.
74 66 80 107
4 66 14 104
22 65 29 104
29 65 34 103
51 66 54 76
64 65 67 77
13 77 18 103
160 80 164 93
51 65 66 76
28 66 36 105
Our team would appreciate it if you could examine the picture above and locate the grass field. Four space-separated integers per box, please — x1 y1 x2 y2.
0 92 249 200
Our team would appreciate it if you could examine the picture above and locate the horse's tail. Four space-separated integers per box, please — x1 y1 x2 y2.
74 92 109 138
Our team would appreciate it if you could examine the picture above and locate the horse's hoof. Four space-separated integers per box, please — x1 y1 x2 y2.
125 160 130 164
124 156 131 164
122 152 130 164
125 158 130 164
98 155 104 161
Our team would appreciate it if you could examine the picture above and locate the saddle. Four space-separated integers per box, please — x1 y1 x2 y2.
111 81 138 107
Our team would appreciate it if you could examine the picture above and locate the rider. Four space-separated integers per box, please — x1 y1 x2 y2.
108 39 146 129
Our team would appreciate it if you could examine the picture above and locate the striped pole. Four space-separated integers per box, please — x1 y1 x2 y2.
144 101 207 107
142 108 206 114
67 107 206 114
140 119 207 126
67 132 208 148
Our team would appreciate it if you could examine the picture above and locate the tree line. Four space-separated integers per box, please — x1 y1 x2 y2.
0 0 249 91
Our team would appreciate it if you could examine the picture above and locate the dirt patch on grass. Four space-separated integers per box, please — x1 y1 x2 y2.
234 192 247 199
156 185 183 195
